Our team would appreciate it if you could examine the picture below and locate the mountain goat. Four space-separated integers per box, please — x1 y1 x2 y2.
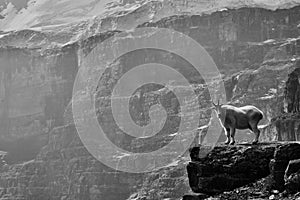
212 100 263 145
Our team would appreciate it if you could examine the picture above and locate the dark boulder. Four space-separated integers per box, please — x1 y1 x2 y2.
186 143 279 194
285 171 300 194
269 143 300 191
285 159 300 179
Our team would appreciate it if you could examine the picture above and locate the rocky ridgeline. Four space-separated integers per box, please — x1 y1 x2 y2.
0 4 299 200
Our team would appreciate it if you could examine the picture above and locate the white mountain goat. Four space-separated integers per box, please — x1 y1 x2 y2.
212 100 264 145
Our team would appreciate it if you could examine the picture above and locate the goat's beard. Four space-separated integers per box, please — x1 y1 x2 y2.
216 109 226 124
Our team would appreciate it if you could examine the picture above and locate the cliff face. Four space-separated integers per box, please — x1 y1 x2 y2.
0 3 299 200
0 125 143 200
0 45 78 164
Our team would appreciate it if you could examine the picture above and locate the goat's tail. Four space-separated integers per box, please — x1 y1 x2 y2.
258 124 269 129
257 110 268 129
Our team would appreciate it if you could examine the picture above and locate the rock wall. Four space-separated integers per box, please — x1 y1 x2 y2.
141 6 300 143
0 125 143 200
260 60 300 142
0 45 78 163
0 4 299 200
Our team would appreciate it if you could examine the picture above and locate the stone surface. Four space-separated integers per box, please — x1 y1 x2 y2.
270 143 300 191
0 45 78 164
0 151 7 170
187 144 278 195
0 4 300 164
261 60 300 142
285 171 300 194
186 143 300 199
286 159 300 179
0 3 299 200
127 159 192 200
0 125 143 200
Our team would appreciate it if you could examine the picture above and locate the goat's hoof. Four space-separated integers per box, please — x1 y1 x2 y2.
224 141 230 145
229 141 235 145
252 141 258 145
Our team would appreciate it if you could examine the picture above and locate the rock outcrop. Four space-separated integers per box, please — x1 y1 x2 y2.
187 144 278 195
186 142 300 198
270 143 300 192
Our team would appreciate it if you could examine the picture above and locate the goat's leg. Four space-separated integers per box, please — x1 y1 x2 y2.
229 128 236 145
249 122 260 144
225 128 230 145
252 127 260 145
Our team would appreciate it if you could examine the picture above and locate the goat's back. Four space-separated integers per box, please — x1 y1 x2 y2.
239 105 263 119
222 105 263 119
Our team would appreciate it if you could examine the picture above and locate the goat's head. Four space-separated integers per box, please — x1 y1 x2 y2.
211 100 223 117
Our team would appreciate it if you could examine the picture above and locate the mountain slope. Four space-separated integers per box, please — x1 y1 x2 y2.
0 0 300 34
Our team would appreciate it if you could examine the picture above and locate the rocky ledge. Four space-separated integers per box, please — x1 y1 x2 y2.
185 142 300 199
